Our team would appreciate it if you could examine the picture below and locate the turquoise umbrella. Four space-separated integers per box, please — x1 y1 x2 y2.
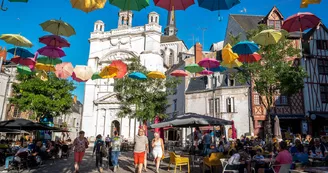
232 41 259 55
128 72 147 80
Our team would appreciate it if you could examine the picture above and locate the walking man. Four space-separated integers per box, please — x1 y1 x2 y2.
111 131 121 172
134 128 148 173
93 134 105 172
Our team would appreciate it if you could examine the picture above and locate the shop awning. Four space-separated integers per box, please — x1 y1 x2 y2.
270 114 305 119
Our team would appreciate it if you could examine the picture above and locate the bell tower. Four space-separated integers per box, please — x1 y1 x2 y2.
118 11 133 29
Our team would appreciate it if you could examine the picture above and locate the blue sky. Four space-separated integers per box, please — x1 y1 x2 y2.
0 0 327 103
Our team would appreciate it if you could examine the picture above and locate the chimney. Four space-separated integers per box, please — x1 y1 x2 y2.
73 95 77 104
194 42 203 64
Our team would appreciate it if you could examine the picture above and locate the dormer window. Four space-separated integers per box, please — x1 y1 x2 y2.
268 20 281 30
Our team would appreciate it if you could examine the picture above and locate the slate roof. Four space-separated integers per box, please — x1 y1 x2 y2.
230 14 265 31
161 35 180 43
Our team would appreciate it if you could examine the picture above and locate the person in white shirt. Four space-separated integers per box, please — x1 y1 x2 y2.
226 149 245 173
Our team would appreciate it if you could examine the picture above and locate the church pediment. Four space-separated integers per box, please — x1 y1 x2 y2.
99 49 139 64
94 93 120 105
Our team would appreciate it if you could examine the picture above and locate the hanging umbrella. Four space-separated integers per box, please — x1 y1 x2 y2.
91 72 102 80
0 34 33 47
147 71 166 79
231 120 237 139
37 56 62 65
39 35 70 47
10 56 35 68
55 62 74 79
35 63 56 72
198 58 220 69
282 12 320 32
221 59 242 68
128 72 147 80
109 0 150 11
197 0 240 17
184 64 204 73
36 70 48 81
222 43 238 63
300 0 321 8
199 69 213 75
153 0 194 11
110 60 127 79
99 65 118 78
37 46 66 58
209 66 227 72
274 115 282 139
71 0 107 13
170 69 188 77
8 0 28 2
238 53 262 63
17 65 32 75
232 41 259 55
253 29 282 46
72 65 93 82
7 47 34 58
40 19 76 37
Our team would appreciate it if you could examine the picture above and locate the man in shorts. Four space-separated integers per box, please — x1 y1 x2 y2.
134 128 148 173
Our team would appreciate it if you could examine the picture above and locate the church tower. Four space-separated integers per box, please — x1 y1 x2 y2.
164 10 178 36
118 11 133 29
94 20 105 32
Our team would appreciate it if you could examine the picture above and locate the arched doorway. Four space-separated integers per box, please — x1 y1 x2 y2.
111 120 120 137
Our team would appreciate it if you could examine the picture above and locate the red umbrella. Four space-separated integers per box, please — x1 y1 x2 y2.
109 60 127 79
37 46 66 58
154 0 195 11
198 58 220 69
232 120 237 139
39 35 70 47
170 70 188 77
282 12 320 32
10 56 36 69
199 69 213 75
238 53 261 63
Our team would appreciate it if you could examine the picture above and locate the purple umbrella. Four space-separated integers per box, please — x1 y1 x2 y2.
39 35 70 47
37 46 66 58
199 69 214 75
198 58 220 69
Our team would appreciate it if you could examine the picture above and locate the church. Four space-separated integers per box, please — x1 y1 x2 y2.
81 10 187 140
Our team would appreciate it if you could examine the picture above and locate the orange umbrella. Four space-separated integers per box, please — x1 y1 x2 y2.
99 65 118 79
110 60 127 79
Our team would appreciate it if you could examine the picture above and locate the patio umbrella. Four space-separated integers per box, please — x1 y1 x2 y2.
17 65 32 75
7 47 34 58
99 65 118 78
147 71 166 79
301 0 321 8
0 119 53 131
198 58 220 69
232 41 259 55
128 72 147 80
150 113 232 128
110 60 127 78
238 53 262 63
184 64 204 73
35 63 55 72
37 56 62 65
72 65 93 82
40 19 76 37
37 46 66 58
198 69 213 75
231 120 237 139
91 72 102 80
170 70 188 77
55 62 74 79
274 115 282 139
71 0 107 13
209 66 227 72
39 35 70 47
253 29 282 46
282 12 320 32
154 0 195 11
109 0 149 11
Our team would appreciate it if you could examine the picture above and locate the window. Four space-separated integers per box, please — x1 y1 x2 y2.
257 120 264 127
169 51 174 66
226 97 235 113
99 25 102 31
275 96 288 105
320 85 328 103
173 99 177 112
212 76 217 88
209 99 214 115
268 20 281 30
317 40 328 50
73 118 76 127
155 17 158 23
229 78 235 86
254 94 260 105
318 59 328 74
215 98 220 116
151 16 153 23
209 98 220 116
13 107 20 118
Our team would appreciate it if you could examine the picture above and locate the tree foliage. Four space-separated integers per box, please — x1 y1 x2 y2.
9 73 75 120
115 57 180 121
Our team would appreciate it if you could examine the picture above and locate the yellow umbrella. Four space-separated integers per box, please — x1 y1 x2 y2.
36 70 48 81
253 29 282 46
147 71 166 79
222 43 239 64
35 63 56 72
0 34 33 47
221 59 243 68
70 0 107 13
99 65 118 79
301 0 321 8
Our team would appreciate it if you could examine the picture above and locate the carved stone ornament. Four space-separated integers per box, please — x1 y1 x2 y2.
99 49 138 64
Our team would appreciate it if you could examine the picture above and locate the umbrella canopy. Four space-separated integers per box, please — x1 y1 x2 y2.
72 65 93 82
282 12 320 32
37 56 62 65
36 70 48 81
110 60 127 79
39 35 70 47
153 0 194 11
253 29 282 46
40 19 76 37
238 53 262 63
150 113 232 128
0 119 53 130
8 0 28 2
274 115 282 139
232 41 259 55
17 65 32 75
0 34 33 47
55 62 74 79
37 46 66 58
209 66 227 72
7 47 34 58
35 63 55 72
301 0 321 8
99 65 118 78
10 57 35 69
185 64 204 73
198 58 220 69
70 0 107 13
199 69 213 75
222 43 238 63
0 128 27 133
231 120 237 139
109 0 149 11
91 72 102 80
197 0 240 11
128 72 147 80
147 71 166 79
170 69 188 77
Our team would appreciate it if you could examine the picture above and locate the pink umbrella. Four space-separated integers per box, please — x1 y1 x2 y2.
39 35 70 47
199 69 214 75
198 58 220 69
37 46 66 58
238 53 262 63
282 12 321 32
154 0 195 11
10 56 35 69
232 120 237 139
55 62 74 79
170 70 188 77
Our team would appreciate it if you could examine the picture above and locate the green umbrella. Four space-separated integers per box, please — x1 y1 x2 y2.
92 72 102 80
185 64 204 73
37 56 62 65
17 65 32 75
40 19 76 37
9 0 28 2
109 0 149 11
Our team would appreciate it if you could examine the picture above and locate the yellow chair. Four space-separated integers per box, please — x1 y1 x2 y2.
203 152 224 173
168 152 190 173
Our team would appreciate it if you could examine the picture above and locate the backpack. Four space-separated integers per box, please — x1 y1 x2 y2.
101 145 108 158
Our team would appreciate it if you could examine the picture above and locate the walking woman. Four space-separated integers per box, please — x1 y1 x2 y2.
152 132 164 173
93 134 105 172
73 131 89 173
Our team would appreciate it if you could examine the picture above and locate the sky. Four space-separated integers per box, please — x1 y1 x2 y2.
0 0 327 103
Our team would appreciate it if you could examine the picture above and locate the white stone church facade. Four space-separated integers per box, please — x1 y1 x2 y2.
82 11 187 141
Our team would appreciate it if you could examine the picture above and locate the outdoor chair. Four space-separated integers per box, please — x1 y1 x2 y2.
271 164 292 173
220 158 239 173
203 152 224 173
168 152 190 173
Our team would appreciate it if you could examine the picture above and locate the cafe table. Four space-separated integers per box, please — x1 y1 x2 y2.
302 167 328 173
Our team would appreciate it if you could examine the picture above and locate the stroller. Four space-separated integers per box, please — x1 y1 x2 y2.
61 145 69 158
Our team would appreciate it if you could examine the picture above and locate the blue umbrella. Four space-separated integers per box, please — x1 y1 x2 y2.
198 0 240 11
8 47 34 58
210 66 227 72
128 72 147 80
232 41 259 55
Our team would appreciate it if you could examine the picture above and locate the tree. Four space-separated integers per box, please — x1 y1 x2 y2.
9 73 75 121
115 57 180 122
232 25 308 140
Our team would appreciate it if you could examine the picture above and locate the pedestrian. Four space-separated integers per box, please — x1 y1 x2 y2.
73 131 89 173
134 128 149 173
111 131 121 172
152 132 164 173
93 134 105 172
105 135 111 148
